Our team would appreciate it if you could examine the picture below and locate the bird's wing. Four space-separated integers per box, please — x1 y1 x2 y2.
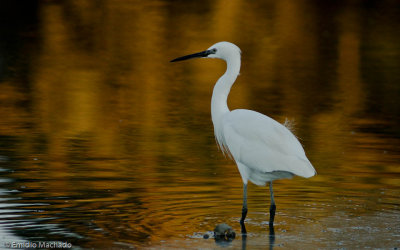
221 109 316 178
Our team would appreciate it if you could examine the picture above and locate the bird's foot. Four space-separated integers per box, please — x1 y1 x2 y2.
240 220 247 234
268 223 275 248
268 222 275 235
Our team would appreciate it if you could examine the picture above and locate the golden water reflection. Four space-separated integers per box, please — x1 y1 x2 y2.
0 0 399 248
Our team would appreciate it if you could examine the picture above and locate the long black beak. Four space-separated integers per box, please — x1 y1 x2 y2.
170 50 213 62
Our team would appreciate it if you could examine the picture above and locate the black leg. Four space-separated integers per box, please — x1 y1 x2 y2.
240 207 247 234
269 182 276 226
240 206 248 223
240 183 248 234
269 203 276 226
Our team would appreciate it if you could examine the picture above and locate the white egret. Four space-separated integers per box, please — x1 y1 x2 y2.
171 42 316 233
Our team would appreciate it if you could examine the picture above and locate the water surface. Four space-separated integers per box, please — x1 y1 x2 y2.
0 0 399 249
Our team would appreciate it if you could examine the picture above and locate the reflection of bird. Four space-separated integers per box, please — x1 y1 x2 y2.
171 42 316 233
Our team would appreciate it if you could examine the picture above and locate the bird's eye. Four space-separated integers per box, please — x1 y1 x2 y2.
212 48 217 53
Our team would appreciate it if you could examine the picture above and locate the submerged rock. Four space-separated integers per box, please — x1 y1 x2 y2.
214 223 236 241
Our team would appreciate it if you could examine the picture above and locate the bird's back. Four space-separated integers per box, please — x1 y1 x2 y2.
217 109 316 184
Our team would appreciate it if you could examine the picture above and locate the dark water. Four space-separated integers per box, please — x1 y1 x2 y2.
1 0 400 249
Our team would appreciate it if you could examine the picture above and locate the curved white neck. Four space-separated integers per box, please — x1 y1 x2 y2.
211 56 241 130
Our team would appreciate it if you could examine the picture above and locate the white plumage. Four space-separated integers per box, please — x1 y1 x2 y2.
171 41 316 232
220 109 316 185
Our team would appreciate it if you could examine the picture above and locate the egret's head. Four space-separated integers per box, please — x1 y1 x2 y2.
170 41 241 62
